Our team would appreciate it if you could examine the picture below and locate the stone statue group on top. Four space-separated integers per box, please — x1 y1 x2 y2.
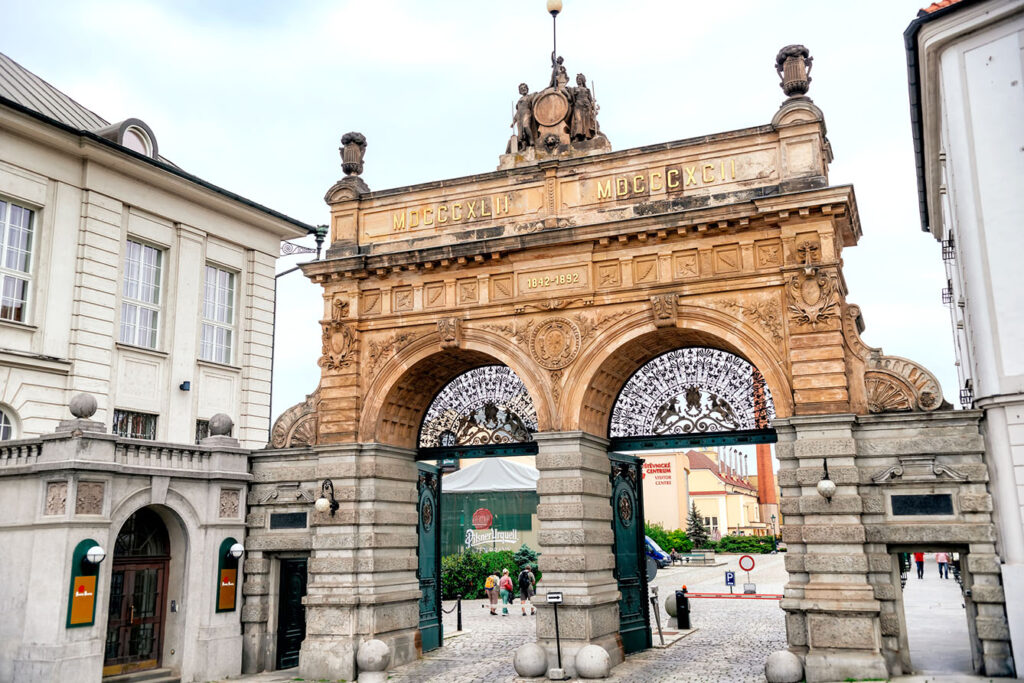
504 52 610 163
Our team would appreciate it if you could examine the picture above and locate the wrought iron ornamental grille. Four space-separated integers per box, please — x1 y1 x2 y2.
609 347 775 437
419 365 537 448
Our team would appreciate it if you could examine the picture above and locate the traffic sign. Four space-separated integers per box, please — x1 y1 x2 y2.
547 591 564 604
725 571 736 586
738 554 756 572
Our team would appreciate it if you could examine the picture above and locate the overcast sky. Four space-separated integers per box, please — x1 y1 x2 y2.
7 0 957 432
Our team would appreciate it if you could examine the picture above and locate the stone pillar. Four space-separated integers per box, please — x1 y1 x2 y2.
299 443 420 681
534 432 621 676
776 415 888 682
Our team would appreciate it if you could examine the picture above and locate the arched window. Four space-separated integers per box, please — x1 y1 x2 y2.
113 507 170 559
0 407 14 440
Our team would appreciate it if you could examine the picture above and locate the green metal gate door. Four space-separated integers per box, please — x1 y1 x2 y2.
416 462 443 652
609 453 652 654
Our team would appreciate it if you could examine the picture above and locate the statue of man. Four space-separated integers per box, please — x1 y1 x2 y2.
511 82 535 151
570 73 597 141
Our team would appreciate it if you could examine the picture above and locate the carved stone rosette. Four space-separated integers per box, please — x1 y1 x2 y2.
650 293 677 328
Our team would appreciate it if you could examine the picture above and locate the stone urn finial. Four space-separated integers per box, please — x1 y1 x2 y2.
340 131 367 176
776 44 812 98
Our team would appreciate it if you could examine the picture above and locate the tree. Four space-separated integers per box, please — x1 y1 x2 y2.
686 501 710 549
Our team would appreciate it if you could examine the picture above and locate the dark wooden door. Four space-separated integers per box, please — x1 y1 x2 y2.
610 453 652 654
417 462 442 652
103 561 168 676
276 558 308 670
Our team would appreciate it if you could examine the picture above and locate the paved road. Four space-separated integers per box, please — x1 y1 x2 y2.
225 554 787 683
903 554 973 674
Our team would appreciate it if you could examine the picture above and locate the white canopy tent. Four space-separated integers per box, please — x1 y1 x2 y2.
442 458 538 493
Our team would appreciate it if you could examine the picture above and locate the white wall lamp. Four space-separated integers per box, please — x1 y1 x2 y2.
85 545 106 565
314 479 339 516
816 458 836 502
227 542 245 560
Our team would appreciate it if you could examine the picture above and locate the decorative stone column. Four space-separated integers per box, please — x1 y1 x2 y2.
299 443 420 681
534 432 621 676
776 415 888 682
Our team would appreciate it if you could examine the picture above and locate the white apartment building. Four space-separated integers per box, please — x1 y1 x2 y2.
906 0 1024 665
0 52 313 448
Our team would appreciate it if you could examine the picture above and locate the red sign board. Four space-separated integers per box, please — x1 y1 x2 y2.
472 508 493 530
738 554 756 572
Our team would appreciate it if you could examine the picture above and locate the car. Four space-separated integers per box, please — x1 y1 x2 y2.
645 536 672 568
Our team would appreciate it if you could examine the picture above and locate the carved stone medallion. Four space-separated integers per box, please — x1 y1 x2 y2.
651 293 677 328
787 270 839 328
438 318 460 349
319 321 355 370
530 316 581 370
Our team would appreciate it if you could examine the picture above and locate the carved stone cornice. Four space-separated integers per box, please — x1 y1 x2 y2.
871 455 967 484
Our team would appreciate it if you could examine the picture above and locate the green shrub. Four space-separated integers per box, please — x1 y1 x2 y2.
713 535 777 554
644 522 692 553
441 546 542 599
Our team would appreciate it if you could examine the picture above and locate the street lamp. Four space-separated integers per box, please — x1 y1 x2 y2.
315 479 340 516
770 514 778 551
547 0 562 70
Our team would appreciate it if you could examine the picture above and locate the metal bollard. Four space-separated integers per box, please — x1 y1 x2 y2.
675 586 691 630
457 594 463 632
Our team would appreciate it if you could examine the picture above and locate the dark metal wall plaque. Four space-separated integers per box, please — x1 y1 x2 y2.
270 512 308 529
891 494 953 516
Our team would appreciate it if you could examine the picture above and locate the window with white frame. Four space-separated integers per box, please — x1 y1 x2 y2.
0 407 14 440
119 240 162 348
0 199 34 323
200 265 235 364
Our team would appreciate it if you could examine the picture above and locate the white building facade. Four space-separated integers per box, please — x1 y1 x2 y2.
0 53 314 682
907 0 1024 666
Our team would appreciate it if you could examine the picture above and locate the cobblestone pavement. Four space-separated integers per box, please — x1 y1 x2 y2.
223 554 787 683
393 553 788 682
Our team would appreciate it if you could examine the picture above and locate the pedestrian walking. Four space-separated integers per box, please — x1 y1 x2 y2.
499 568 514 616
936 551 950 579
518 565 537 616
914 551 924 579
485 571 500 615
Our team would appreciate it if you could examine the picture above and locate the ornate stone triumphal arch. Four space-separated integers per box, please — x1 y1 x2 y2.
252 45 1015 681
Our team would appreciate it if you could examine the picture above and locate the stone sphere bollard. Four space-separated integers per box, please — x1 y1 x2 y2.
664 594 677 617
513 642 548 678
69 393 97 419
208 413 234 436
356 639 391 683
574 644 611 679
764 650 803 683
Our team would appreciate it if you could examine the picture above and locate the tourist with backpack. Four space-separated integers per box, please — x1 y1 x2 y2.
518 565 536 616
499 568 514 616
485 571 500 615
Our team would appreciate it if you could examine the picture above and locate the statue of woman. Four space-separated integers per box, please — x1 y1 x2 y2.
570 73 597 141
